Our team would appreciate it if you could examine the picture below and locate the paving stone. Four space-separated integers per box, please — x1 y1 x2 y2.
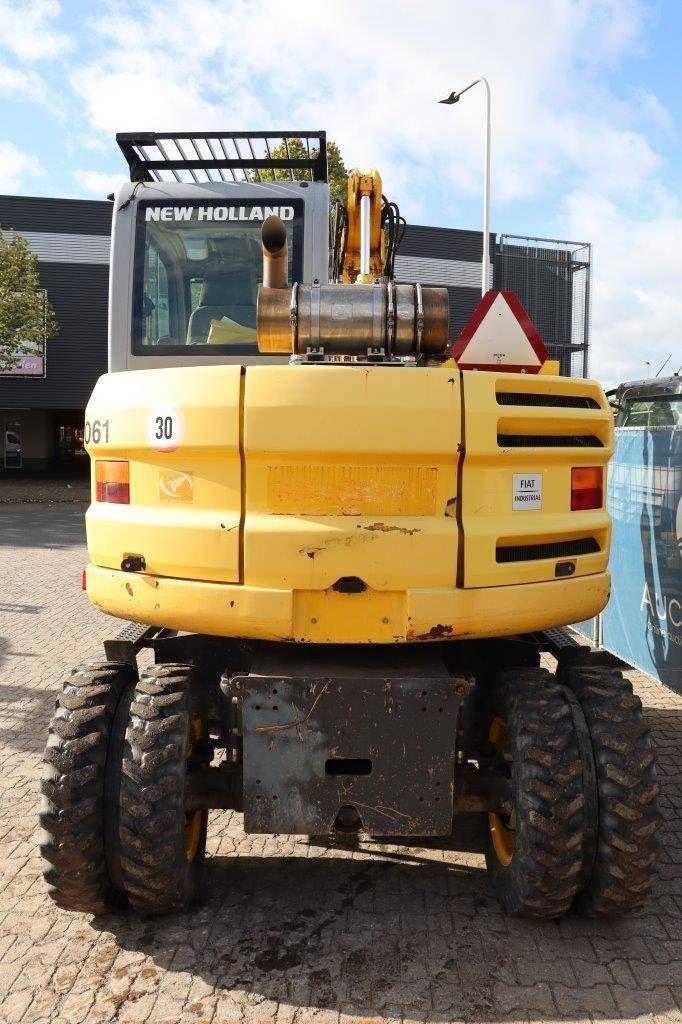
551 983 617 1016
0 987 34 1023
517 957 576 987
608 958 640 988
492 982 555 1014
56 988 96 1023
612 985 677 1016
631 962 682 990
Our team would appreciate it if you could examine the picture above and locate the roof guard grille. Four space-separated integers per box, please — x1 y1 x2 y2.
498 434 604 448
116 131 328 184
496 392 600 409
496 537 600 563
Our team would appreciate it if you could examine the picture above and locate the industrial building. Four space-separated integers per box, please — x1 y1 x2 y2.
0 193 590 471
0 196 109 470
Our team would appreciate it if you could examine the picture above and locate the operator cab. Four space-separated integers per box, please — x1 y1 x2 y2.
109 132 330 372
610 374 682 428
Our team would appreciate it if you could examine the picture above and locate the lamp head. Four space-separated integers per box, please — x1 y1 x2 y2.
439 91 460 105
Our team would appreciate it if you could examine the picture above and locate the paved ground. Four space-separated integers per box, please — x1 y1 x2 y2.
0 471 89 505
0 504 681 1024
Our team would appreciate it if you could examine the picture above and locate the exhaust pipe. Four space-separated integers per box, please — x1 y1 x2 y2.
261 215 288 289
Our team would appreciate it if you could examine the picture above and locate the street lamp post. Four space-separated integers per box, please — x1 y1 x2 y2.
440 77 492 297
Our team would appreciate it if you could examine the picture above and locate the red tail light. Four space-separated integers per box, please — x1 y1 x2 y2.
95 460 130 504
571 467 602 511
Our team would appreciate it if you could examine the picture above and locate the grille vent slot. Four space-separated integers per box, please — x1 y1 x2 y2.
498 434 604 448
496 537 601 563
496 392 600 409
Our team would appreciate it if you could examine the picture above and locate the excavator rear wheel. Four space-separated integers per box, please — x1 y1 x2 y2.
40 661 137 913
566 666 660 915
118 663 208 915
485 667 585 918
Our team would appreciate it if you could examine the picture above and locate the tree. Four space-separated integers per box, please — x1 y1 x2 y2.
0 231 58 373
256 138 349 205
323 141 349 206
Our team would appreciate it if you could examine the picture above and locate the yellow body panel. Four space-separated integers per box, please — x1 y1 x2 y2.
242 366 459 591
460 372 613 588
84 362 614 643
85 365 242 583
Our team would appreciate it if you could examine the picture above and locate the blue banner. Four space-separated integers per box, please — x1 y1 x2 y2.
577 424 681 693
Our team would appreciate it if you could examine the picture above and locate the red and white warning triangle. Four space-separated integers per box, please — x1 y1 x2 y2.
452 291 548 373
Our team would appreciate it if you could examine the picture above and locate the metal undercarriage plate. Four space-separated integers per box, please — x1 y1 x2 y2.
235 650 463 836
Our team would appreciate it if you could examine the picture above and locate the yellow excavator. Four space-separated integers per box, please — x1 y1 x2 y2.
40 131 659 920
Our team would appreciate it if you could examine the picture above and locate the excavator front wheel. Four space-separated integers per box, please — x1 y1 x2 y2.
485 668 586 918
566 666 661 915
118 663 209 915
40 661 137 913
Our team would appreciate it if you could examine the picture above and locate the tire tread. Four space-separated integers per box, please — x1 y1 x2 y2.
487 667 585 918
118 663 206 915
40 661 134 913
569 667 661 916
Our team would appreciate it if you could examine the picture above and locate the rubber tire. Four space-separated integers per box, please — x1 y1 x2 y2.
40 661 136 913
568 666 661 916
485 668 585 918
119 663 208 915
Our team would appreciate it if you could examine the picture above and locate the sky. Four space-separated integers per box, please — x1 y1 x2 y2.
0 0 681 386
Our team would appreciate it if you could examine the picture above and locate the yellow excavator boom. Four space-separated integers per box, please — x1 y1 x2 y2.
341 168 384 282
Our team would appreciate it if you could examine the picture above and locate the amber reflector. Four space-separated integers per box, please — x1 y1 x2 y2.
95 460 129 504
571 466 602 511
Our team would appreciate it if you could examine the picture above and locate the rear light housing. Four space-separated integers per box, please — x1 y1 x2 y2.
95 460 130 504
571 466 602 511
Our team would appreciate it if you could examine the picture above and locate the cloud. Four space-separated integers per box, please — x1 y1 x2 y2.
60 0 680 387
0 0 72 61
0 141 42 191
633 88 676 136
69 0 657 211
0 62 47 102
73 169 127 198
0 60 67 116
559 190 682 386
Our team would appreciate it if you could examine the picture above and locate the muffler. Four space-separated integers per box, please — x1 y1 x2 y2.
257 216 449 359
261 214 288 290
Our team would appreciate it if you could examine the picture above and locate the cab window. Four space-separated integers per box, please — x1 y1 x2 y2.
132 199 304 356
617 396 682 428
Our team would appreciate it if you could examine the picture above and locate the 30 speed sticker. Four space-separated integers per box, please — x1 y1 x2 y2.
146 404 184 451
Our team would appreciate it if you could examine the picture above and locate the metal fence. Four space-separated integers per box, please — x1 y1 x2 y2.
494 235 591 377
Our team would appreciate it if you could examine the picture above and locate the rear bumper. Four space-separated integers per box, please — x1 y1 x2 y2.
86 565 611 643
